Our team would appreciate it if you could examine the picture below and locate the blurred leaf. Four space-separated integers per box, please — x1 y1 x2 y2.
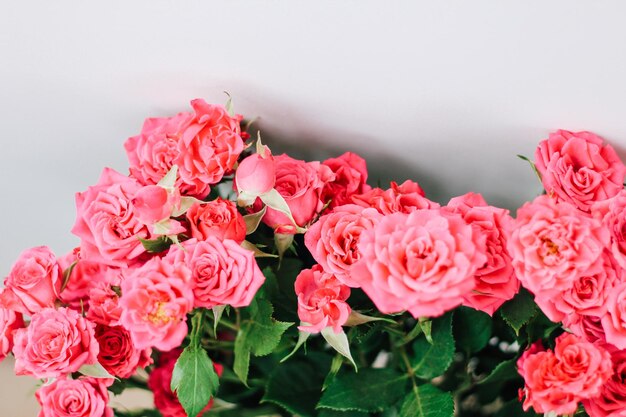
453 306 492 354
411 313 455 379
477 359 519 386
261 361 324 417
78 362 114 379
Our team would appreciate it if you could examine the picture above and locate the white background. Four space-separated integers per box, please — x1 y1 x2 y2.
1 1 626 412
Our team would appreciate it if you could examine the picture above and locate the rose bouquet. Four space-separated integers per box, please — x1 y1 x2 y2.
2 98 626 417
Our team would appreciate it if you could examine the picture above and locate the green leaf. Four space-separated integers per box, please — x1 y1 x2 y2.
419 318 433 344
399 384 454 417
319 410 369 417
261 361 324 417
318 369 408 412
61 260 78 293
281 330 310 363
477 359 519 386
138 235 172 253
500 289 538 335
78 362 114 379
453 306 492 354
171 345 220 417
243 206 267 235
321 327 357 371
516 154 542 182
212 305 227 336
233 333 251 387
411 313 455 379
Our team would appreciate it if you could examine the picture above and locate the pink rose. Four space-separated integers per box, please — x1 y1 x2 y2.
72 168 151 267
535 130 626 211
601 283 626 350
119 257 194 351
260 154 334 233
186 199 246 243
295 265 351 333
95 324 152 379
0 307 24 362
593 190 626 270
564 314 608 346
148 349 223 417
58 248 110 309
508 195 609 297
1 246 62 315
13 307 99 378
351 180 437 214
537 253 620 323
321 152 371 210
132 184 181 225
87 269 123 326
446 193 519 315
166 238 265 309
36 376 113 417
352 209 487 318
235 153 276 196
518 333 613 415
584 350 626 417
304 204 382 287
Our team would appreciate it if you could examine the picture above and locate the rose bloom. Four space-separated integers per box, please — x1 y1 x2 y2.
352 209 487 318
72 168 151 268
148 349 223 417
320 152 371 210
304 204 382 287
351 180 438 214
13 307 99 379
95 324 152 379
119 257 194 351
87 268 124 326
132 184 181 225
535 130 626 212
508 195 609 297
446 193 519 316
260 154 335 234
58 248 111 309
166 238 265 309
602 282 626 350
36 376 113 417
186 199 246 243
295 265 351 333
1 246 62 315
593 190 626 270
537 253 620 323
584 350 626 417
564 314 608 346
518 333 613 415
0 307 24 362
235 153 276 196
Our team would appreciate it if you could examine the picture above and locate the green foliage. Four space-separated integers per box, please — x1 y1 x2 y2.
500 289 538 335
453 307 493 354
138 235 171 253
411 313 455 379
399 384 454 417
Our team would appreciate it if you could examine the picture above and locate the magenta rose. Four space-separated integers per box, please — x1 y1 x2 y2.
119 257 194 351
353 209 487 318
351 180 437 214
584 350 626 417
235 153 276 196
446 192 520 315
260 154 334 233
593 190 626 270
0 307 24 362
1 246 62 315
321 152 371 210
295 265 351 333
518 333 613 415
601 282 626 350
535 130 626 211
95 324 152 379
304 204 382 287
166 238 265 309
72 168 151 268
508 195 609 297
186 199 246 243
36 376 113 417
13 307 99 378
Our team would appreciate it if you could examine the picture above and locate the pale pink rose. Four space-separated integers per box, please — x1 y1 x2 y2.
304 204 382 287
175 99 244 198
535 130 626 211
13 307 99 378
446 193 519 316
508 195 609 297
1 246 62 315
602 283 626 350
295 265 351 333
564 314 608 346
166 238 265 309
537 253 620 323
351 180 437 214
186 199 246 243
592 190 626 269
259 154 335 234
119 257 193 351
235 153 276 195
95 324 152 379
87 269 124 326
36 376 113 417
352 209 487 318
58 248 111 309
125 111 194 189
584 350 626 417
321 152 371 210
0 307 24 362
518 333 613 415
132 184 181 225
72 168 151 268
